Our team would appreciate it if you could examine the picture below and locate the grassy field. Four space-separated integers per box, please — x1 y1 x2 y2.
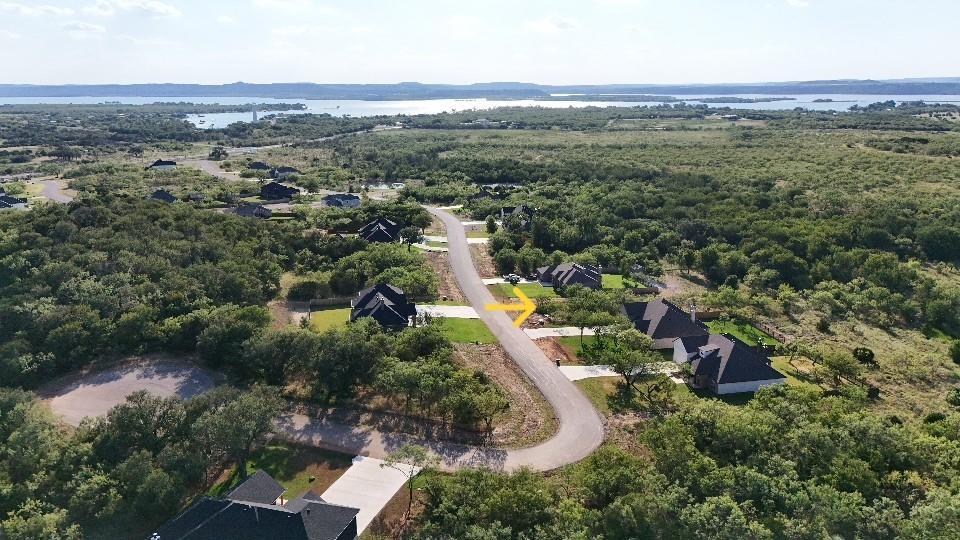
208 442 354 500
489 283 557 299
601 274 639 289
771 356 822 391
466 230 490 238
436 318 497 344
309 306 351 332
558 335 597 363
706 319 781 345
426 240 448 248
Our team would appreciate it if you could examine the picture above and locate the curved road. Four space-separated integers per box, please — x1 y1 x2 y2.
282 208 605 471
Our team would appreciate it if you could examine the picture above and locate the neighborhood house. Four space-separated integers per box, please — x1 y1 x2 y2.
322 193 362 208
261 181 300 201
146 159 177 171
621 299 709 349
247 161 272 171
151 470 359 540
272 166 301 180
149 189 178 204
536 262 602 290
0 194 28 210
234 203 273 219
350 283 417 329
673 334 787 395
358 217 401 243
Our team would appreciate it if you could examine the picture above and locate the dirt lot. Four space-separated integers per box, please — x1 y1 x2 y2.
535 337 577 365
470 244 497 278
424 252 465 302
453 343 557 448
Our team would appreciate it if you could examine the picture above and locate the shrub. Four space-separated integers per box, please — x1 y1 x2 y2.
947 388 960 407
924 412 946 424
950 341 960 365
853 347 877 366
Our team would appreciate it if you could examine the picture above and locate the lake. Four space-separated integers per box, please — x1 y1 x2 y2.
2 94 958 129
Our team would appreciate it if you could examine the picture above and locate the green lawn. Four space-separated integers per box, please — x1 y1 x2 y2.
436 318 496 344
557 335 597 363
466 230 490 239
601 274 640 289
706 319 781 346
771 356 823 391
208 443 354 500
489 283 557 299
309 307 351 332
426 240 448 248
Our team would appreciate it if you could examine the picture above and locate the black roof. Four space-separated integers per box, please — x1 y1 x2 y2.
235 204 272 219
248 161 272 170
621 299 709 347
150 189 178 203
536 263 602 289
274 166 301 174
322 194 361 207
0 195 27 206
351 283 416 327
358 217 401 242
148 159 177 168
261 182 300 199
153 472 359 540
227 470 286 505
678 334 785 385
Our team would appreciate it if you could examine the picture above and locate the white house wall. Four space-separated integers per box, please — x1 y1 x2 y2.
716 378 787 395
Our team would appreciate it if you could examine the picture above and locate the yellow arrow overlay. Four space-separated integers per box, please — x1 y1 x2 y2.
485 287 537 328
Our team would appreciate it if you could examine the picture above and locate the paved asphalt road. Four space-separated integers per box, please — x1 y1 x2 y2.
425 207 605 469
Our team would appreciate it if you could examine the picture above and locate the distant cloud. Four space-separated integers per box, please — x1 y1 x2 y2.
786 0 810 7
0 2 74 16
62 21 107 37
0 29 21 40
253 0 312 10
524 15 580 34
84 0 181 18
216 15 236 24
594 0 645 6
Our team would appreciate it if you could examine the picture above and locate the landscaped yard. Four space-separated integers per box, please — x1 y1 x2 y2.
466 230 490 239
489 282 557 299
601 274 639 289
436 318 497 344
706 318 781 345
771 356 822 390
558 335 597 362
208 442 354 500
309 306 351 332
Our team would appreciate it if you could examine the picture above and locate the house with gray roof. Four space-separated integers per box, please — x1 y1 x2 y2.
672 334 786 395
350 283 416 329
621 299 709 349
151 471 359 540
536 262 602 290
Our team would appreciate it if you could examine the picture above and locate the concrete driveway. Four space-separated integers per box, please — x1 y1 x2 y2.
319 456 419 535
43 359 218 426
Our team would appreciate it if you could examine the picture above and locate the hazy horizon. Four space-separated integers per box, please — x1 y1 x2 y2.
1 0 958 86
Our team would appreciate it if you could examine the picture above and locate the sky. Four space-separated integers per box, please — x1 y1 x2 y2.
0 0 957 85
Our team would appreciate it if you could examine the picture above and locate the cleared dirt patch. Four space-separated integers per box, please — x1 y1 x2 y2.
535 337 577 365
453 343 558 448
424 251 465 302
40 356 220 426
469 244 497 278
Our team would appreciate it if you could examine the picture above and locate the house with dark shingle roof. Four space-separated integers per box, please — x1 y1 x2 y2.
272 166 301 180
350 283 416 329
358 217 401 243
147 159 177 171
234 203 272 219
0 195 28 210
323 193 361 208
151 471 359 540
536 262 602 290
621 299 710 349
499 204 534 230
261 181 301 201
247 161 272 171
672 334 786 395
150 189 178 204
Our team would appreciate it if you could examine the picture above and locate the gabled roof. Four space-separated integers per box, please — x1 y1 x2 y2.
622 299 709 346
0 195 27 206
150 189 178 203
358 217 400 242
261 182 300 199
235 204 272 219
273 166 301 175
351 283 416 327
536 263 602 289
677 334 785 385
227 470 285 505
247 161 272 170
148 159 177 168
153 472 359 540
322 193 361 207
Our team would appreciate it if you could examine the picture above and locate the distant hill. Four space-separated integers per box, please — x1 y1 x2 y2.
1 79 959 100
